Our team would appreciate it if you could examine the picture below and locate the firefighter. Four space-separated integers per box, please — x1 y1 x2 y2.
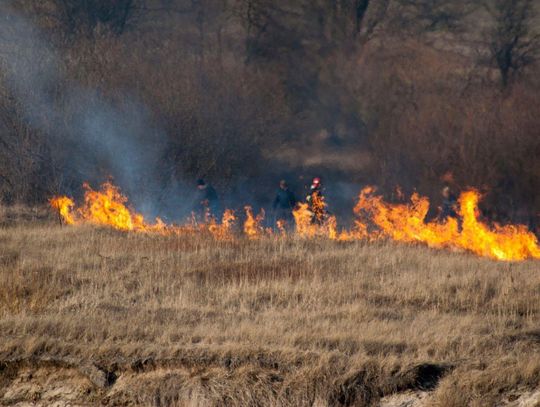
306 177 322 201
195 179 220 221
272 180 297 227
440 186 458 221
306 177 326 224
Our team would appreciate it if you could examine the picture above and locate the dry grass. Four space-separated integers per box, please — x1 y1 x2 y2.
0 219 539 406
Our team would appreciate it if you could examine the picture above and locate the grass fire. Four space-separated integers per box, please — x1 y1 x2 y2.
1 0 540 406
51 181 540 262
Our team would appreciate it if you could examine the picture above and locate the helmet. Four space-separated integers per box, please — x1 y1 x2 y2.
310 177 321 191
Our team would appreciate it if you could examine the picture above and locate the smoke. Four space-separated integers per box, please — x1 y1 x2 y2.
0 6 382 226
0 3 167 215
66 88 166 213
0 8 63 134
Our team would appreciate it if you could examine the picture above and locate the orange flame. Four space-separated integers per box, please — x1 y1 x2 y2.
292 203 315 237
50 196 76 225
354 187 540 261
310 192 326 224
79 182 167 232
208 209 236 240
458 191 540 261
50 182 167 233
292 202 346 240
51 181 540 261
244 206 265 239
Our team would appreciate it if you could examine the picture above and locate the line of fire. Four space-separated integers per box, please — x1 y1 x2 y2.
50 179 540 262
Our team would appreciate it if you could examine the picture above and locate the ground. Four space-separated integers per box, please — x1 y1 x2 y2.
0 214 539 406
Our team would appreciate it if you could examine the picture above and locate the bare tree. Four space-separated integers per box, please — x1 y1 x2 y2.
487 0 539 87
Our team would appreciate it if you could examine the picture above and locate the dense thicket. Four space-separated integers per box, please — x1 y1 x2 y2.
0 0 538 226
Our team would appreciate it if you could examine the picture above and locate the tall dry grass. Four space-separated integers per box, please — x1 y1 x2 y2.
0 217 539 406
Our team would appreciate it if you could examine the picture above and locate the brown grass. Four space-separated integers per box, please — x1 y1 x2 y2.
0 220 539 406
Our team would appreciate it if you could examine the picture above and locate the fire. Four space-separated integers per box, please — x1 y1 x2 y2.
243 206 265 239
78 182 167 232
310 192 326 224
354 187 540 261
208 209 236 240
458 191 540 261
50 196 76 225
50 182 169 233
292 203 316 237
354 187 461 246
50 181 540 261
292 201 345 240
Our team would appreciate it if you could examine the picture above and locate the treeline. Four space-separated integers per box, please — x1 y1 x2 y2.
0 0 539 226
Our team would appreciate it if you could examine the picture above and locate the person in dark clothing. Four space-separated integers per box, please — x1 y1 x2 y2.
195 179 220 221
440 186 458 221
272 180 297 228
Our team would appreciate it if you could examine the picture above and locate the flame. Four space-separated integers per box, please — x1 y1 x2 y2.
310 192 326 224
243 206 265 239
208 209 236 240
50 181 540 261
354 187 540 261
458 191 540 261
292 203 315 237
292 202 345 240
49 182 169 233
50 196 76 225
354 187 460 246
293 190 328 238
77 182 167 232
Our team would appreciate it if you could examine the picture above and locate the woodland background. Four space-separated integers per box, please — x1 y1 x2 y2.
0 0 539 224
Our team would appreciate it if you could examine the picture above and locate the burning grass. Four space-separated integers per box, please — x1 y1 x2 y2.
51 182 540 261
0 219 539 406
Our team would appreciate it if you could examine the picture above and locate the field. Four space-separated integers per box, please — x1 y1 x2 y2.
0 214 539 406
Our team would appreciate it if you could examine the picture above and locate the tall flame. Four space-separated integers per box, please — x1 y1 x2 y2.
458 191 540 261
243 206 265 239
354 187 540 261
292 203 316 237
310 192 326 224
50 182 167 233
208 209 236 241
50 196 76 225
50 181 540 261
79 182 166 232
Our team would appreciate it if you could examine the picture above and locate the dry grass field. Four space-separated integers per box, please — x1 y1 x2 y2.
0 214 539 406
